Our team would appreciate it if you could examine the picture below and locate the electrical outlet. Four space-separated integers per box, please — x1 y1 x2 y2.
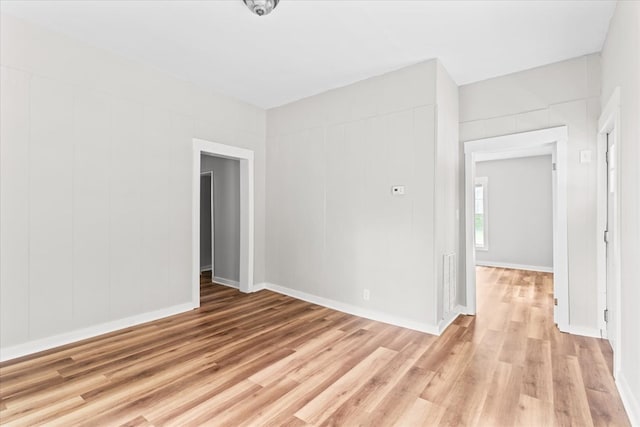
363 289 370 301
391 186 405 195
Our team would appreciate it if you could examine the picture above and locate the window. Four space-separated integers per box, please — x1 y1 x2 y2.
474 177 488 251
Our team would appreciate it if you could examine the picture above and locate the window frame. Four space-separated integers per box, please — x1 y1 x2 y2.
474 176 489 251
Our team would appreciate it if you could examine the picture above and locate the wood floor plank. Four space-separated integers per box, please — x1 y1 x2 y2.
146 347 295 425
477 361 523 426
0 396 85 426
552 355 597 427
365 365 436 426
419 341 473 404
119 415 153 427
1 374 108 416
212 378 300 427
0 268 630 426
82 365 236 427
435 329 503 426
147 378 261 426
516 393 555 426
349 340 433 415
161 379 268 427
522 337 554 402
248 329 346 387
391 397 445 427
294 346 397 424
585 388 631 427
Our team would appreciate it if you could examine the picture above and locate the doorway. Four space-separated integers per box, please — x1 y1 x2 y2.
200 154 241 289
200 172 214 275
464 126 569 330
192 138 255 306
597 87 621 377
605 128 617 353
472 153 554 328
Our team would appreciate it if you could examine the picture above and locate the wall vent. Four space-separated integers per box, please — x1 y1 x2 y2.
443 253 457 313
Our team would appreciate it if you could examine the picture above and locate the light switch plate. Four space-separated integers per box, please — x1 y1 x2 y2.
580 150 592 163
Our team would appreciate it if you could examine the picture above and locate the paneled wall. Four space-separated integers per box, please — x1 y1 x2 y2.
266 60 459 329
0 13 266 350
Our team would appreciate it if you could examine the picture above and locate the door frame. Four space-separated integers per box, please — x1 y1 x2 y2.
192 138 254 306
597 87 621 376
199 171 215 275
463 126 569 331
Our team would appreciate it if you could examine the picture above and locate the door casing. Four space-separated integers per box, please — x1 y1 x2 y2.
463 126 569 331
200 171 215 275
192 139 254 305
597 87 622 377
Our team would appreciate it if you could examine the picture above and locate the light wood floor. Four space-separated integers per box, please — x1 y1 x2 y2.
0 267 630 426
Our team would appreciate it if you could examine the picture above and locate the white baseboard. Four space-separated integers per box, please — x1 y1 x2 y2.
475 261 553 273
212 276 239 289
561 325 603 339
438 309 461 334
263 282 440 335
200 265 212 272
617 372 640 427
0 302 195 362
455 304 473 315
251 282 267 292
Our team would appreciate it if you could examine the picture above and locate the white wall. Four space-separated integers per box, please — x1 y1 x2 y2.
459 54 601 331
475 155 553 270
600 2 640 423
0 13 266 352
266 60 458 330
201 155 241 282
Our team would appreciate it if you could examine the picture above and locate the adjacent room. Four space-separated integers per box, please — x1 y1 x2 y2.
1 1 638 425
472 151 556 331
200 153 241 290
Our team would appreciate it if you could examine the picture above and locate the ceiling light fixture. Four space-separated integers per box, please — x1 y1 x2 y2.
243 0 279 16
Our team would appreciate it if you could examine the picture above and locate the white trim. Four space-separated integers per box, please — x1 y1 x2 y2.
474 176 489 251
456 305 472 315
596 123 609 340
599 87 622 132
464 127 560 153
438 309 461 334
617 373 640 427
597 87 622 376
200 265 212 272
0 302 195 362
562 325 603 339
474 145 554 162
475 261 553 273
263 283 442 335
251 282 267 292
193 138 254 310
464 126 568 331
200 171 215 277
212 276 240 289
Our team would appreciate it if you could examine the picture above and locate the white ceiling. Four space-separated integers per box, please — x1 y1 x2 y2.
0 0 616 109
